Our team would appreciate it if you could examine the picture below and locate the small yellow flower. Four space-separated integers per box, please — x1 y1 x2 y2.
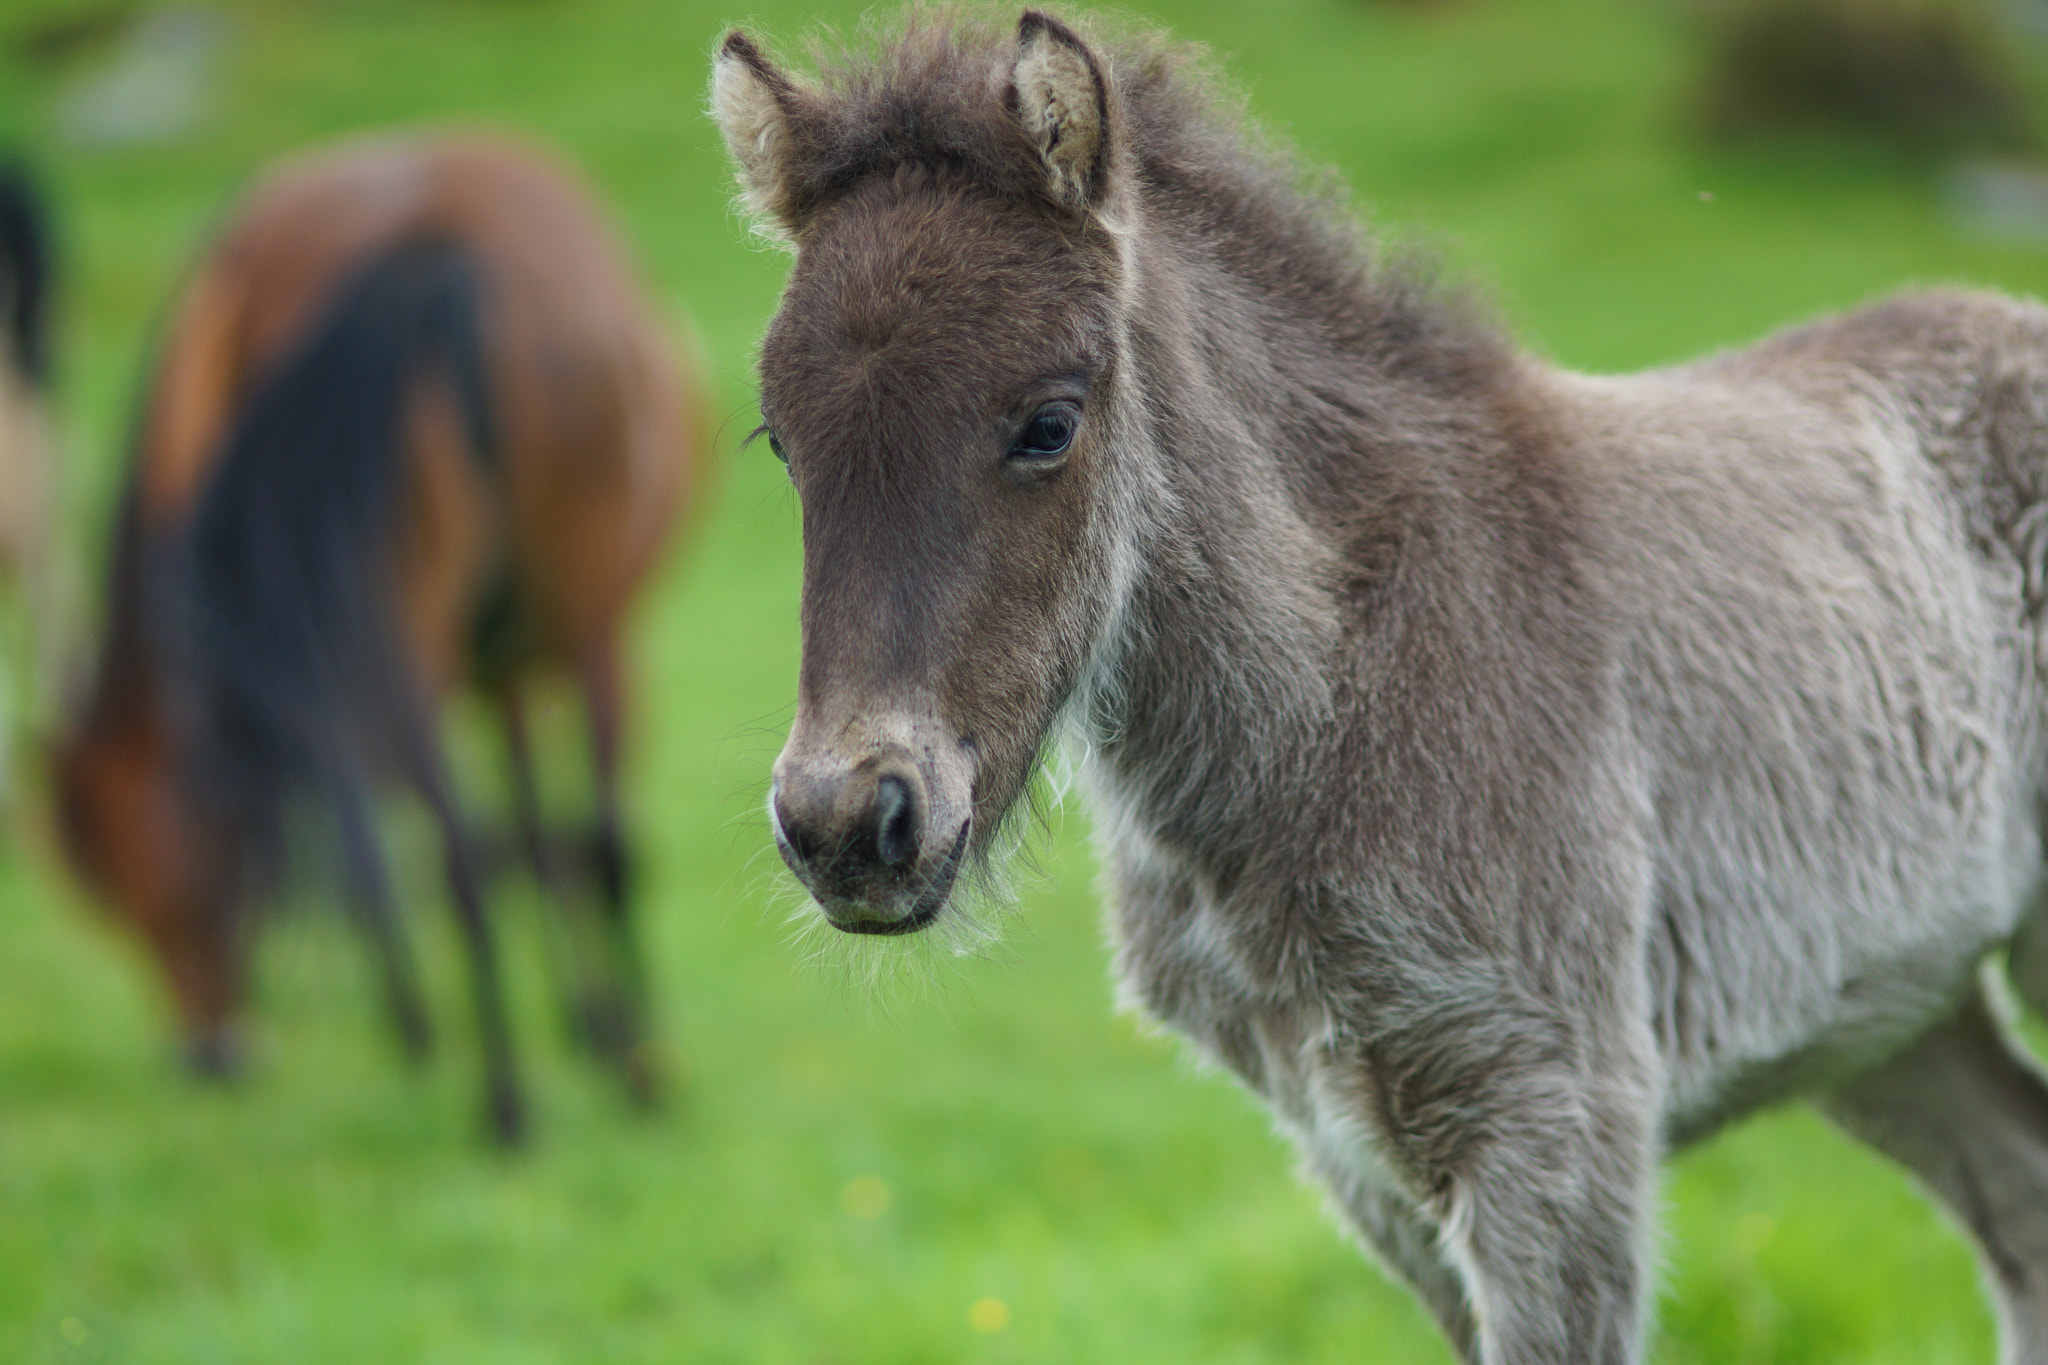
1735 1211 1776 1255
968 1297 1011 1334
840 1174 892 1220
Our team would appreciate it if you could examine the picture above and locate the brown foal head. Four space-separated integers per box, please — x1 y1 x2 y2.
717 13 1149 933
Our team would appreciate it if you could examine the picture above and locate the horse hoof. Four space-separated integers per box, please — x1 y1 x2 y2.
394 1010 434 1067
183 1029 245 1081
624 1040 670 1113
486 1087 529 1148
575 994 637 1061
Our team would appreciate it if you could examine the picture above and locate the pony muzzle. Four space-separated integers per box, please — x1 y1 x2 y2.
771 740 970 933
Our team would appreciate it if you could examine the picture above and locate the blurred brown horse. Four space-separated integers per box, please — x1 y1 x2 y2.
54 134 711 1143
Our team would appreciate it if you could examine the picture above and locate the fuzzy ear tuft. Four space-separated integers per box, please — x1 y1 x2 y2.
1011 11 1111 211
711 31 809 240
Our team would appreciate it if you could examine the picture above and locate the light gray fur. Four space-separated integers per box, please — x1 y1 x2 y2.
1093 290 2048 1363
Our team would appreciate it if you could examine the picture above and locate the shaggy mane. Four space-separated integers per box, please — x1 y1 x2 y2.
726 6 1501 377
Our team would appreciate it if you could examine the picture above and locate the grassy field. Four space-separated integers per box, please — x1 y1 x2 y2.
4 0 2048 1360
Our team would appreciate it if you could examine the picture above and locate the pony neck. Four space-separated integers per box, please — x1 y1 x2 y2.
1077 183 1529 857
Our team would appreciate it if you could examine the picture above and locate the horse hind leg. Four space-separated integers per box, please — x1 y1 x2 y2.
1820 980 2048 1364
439 794 525 1146
579 638 661 1108
493 679 588 1031
494 677 625 1069
397 728 526 1146
332 774 432 1062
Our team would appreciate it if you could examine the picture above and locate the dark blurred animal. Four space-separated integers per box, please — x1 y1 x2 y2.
0 160 56 793
723 10 2048 1361
0 162 53 400
1695 0 2033 156
56 133 709 1143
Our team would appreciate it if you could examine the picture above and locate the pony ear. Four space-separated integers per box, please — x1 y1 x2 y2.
1010 11 1113 211
711 31 813 240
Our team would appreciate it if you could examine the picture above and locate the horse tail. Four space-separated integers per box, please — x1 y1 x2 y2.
0 160 53 390
176 239 494 887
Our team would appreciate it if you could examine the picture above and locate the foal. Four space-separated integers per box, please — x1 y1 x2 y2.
721 10 2048 1362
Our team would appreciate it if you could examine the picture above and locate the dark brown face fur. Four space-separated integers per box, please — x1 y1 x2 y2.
762 166 1124 931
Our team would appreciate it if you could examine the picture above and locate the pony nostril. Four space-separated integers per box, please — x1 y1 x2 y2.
773 790 824 865
873 774 919 869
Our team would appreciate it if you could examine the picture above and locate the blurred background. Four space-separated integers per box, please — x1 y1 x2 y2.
5 0 2048 1361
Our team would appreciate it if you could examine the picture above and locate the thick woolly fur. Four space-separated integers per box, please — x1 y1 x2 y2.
721 9 2048 1362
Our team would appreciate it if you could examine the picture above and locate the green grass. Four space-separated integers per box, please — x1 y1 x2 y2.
3 0 2047 1359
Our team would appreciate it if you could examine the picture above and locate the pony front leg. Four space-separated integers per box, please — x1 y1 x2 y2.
1370 1015 1661 1365
1314 1160 1478 1361
1446 1116 1656 1363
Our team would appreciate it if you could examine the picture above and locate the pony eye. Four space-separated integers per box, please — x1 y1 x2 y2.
767 431 789 466
1010 403 1079 461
